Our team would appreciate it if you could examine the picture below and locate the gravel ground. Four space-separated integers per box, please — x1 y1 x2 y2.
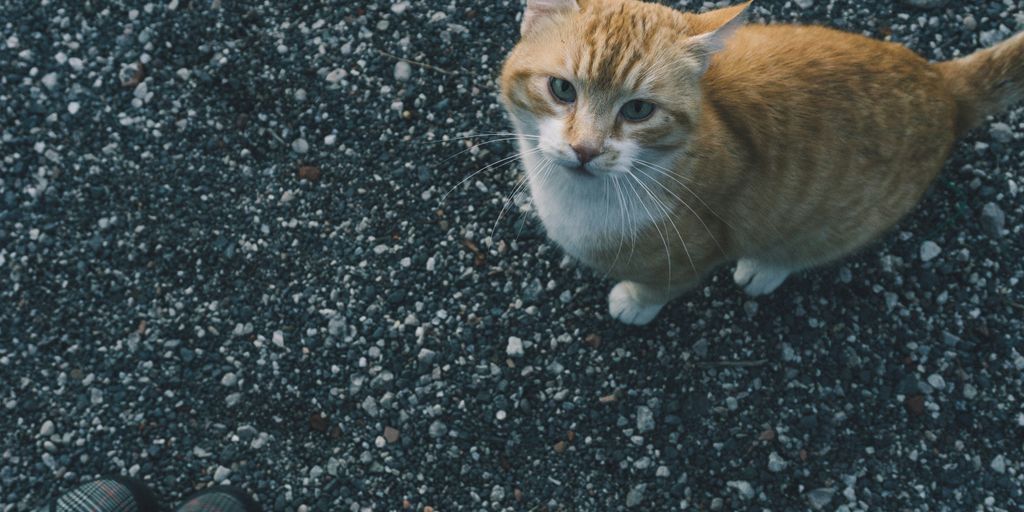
2 1 1023 510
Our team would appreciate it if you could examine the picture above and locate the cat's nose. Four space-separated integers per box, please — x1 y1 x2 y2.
571 145 601 165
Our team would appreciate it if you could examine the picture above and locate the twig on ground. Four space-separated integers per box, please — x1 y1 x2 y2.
695 359 769 368
376 49 460 76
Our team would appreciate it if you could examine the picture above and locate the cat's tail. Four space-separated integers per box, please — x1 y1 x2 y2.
936 32 1024 137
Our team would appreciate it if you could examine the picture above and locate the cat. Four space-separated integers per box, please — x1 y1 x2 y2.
499 0 1024 325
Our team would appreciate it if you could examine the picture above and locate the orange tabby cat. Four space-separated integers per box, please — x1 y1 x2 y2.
499 0 1024 325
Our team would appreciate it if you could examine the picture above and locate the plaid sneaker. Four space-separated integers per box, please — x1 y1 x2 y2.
175 487 260 512
37 477 162 512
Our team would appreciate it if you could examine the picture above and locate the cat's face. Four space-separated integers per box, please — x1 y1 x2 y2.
501 0 746 178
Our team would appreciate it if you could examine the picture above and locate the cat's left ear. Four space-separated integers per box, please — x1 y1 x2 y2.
686 1 752 73
521 0 579 37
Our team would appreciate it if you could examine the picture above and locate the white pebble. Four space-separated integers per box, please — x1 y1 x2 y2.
272 330 285 348
727 480 755 500
506 336 525 358
990 455 1007 474
919 241 941 262
394 61 412 81
292 138 309 154
213 465 231 483
67 102 80 115
39 420 55 437
41 72 58 89
326 68 347 83
768 451 787 473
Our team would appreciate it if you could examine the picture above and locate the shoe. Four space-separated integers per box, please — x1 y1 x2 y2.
175 486 261 512
41 476 162 512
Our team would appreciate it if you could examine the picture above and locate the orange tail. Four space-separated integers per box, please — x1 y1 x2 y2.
936 32 1024 136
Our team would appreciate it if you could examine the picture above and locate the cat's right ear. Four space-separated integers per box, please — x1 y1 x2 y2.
686 1 751 73
521 0 579 37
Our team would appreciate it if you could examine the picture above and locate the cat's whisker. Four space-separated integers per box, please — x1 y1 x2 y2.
632 157 696 183
622 172 673 284
605 174 629 272
418 132 541 144
632 163 727 259
633 158 738 242
613 174 639 265
491 157 549 240
515 158 555 244
489 171 529 241
629 168 698 277
441 147 543 203
598 178 624 278
435 137 526 168
630 181 684 298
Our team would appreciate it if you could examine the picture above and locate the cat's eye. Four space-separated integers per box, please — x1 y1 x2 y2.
621 100 656 121
549 77 577 104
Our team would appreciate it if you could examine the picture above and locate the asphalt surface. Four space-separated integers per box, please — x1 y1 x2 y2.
1 0 1023 510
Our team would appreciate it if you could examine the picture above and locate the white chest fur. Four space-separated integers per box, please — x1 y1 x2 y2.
520 146 657 264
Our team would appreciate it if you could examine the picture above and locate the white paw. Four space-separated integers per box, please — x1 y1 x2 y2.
608 282 664 326
733 259 792 296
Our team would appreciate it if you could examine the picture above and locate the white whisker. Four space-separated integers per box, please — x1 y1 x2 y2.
632 162 726 258
515 158 555 243
435 137 525 168
419 132 541 144
623 172 672 284
630 168 698 276
441 147 543 203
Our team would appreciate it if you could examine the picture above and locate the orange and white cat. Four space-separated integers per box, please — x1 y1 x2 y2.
500 0 1023 325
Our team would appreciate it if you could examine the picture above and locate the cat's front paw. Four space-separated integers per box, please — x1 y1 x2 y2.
733 258 792 296
608 281 665 326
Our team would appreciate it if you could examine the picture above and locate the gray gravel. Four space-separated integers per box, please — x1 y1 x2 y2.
2 0 1023 511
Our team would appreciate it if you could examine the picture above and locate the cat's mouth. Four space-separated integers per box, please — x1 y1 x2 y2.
567 164 596 178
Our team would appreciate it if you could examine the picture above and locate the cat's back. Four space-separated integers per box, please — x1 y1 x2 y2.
709 23 947 97
698 23 960 264
701 22 957 164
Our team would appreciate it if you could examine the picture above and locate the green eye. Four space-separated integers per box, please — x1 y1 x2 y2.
549 77 577 103
621 100 656 121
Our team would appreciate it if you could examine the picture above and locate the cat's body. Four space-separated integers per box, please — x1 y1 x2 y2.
501 0 1024 324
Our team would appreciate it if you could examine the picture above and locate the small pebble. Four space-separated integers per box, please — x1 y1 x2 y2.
980 202 1005 237
506 336 525 358
394 61 413 81
768 451 787 473
625 484 646 508
920 241 941 262
636 406 655 433
213 466 231 483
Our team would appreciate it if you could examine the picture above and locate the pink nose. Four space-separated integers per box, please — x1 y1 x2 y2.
571 145 600 165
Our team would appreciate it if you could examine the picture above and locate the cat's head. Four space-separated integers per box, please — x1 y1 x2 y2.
500 0 749 178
